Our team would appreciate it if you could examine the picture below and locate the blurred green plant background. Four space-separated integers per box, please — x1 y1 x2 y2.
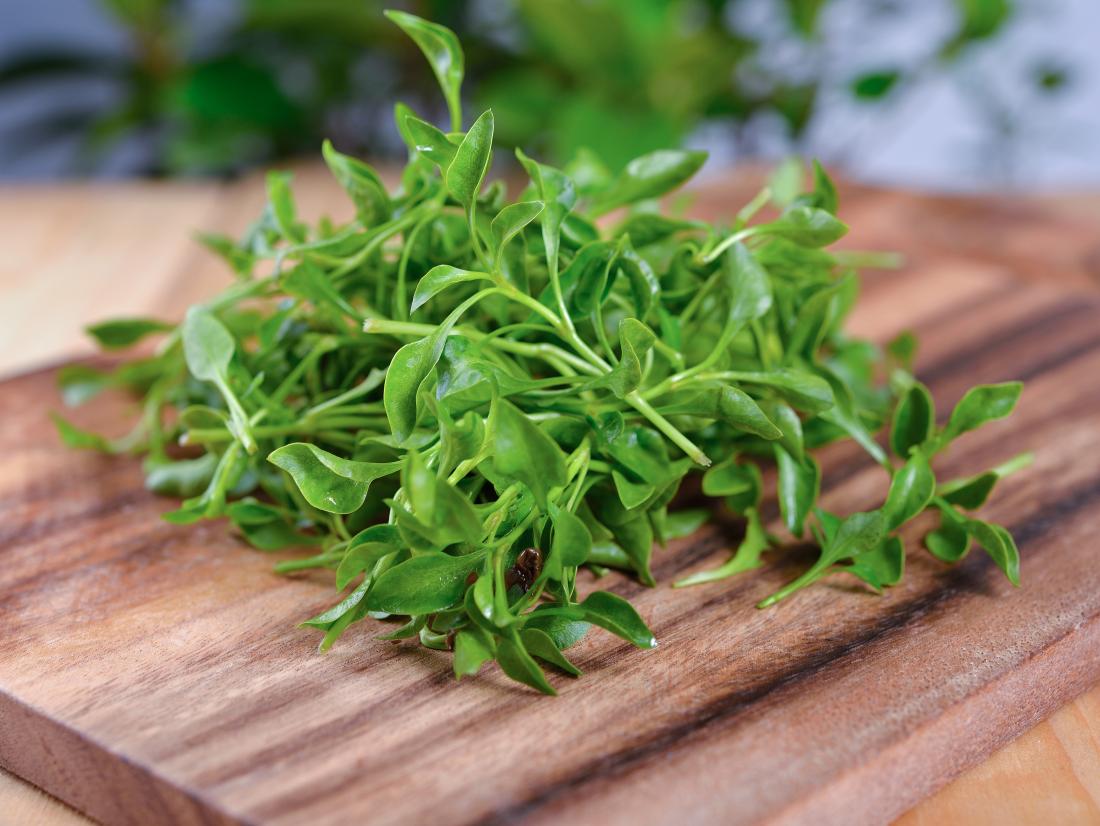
0 0 1086 183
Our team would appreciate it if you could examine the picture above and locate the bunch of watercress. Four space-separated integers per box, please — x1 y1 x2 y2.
56 11 1028 694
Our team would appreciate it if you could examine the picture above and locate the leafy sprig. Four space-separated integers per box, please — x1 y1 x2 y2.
56 12 1028 694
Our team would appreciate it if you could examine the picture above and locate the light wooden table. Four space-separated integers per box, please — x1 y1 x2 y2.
2 165 1099 824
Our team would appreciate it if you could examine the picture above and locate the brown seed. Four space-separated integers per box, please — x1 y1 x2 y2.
506 547 543 592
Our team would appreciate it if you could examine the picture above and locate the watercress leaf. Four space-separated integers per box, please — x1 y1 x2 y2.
611 470 655 510
613 213 705 247
616 243 661 320
489 398 567 508
578 591 657 649
891 381 935 457
939 382 1023 448
453 628 495 678
366 550 485 615
381 289 496 442
926 503 971 562
335 524 403 590
769 157 804 208
497 634 556 695
965 519 1021 586
702 460 758 499
303 579 370 630
411 265 492 314
656 383 781 440
883 452 935 530
938 451 1032 509
321 139 391 226
268 443 402 514
182 307 233 383
446 109 494 209
524 611 589 650
86 317 172 350
941 472 998 510
723 243 772 323
384 10 464 130
844 535 904 590
760 399 804 463
589 149 708 216
144 453 218 497
663 508 710 540
520 628 582 676
51 413 114 452
805 160 839 215
402 113 458 168
675 506 769 586
766 205 848 247
548 502 593 569
490 200 544 262
604 318 656 398
734 370 835 414
775 448 820 537
515 148 576 276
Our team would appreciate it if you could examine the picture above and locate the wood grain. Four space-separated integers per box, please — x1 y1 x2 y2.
2 169 1100 825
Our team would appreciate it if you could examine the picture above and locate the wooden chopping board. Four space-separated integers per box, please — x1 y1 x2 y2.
3 187 1100 826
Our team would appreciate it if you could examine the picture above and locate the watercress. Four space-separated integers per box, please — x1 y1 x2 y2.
57 12 1029 694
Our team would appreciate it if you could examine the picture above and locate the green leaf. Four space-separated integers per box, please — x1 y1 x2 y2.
489 398 568 508
926 503 971 562
765 206 848 247
144 453 218 497
577 591 656 649
515 148 576 277
891 382 935 457
769 157 804 208
366 550 485 615
702 460 759 499
321 139 390 226
181 307 234 383
497 633 556 695
402 113 458 168
86 317 171 350
844 535 905 589
775 448 820 537
605 318 656 398
520 628 582 676
335 524 403 590
852 70 901 100
548 502 593 569
51 413 114 452
883 452 935 531
722 243 773 324
656 384 782 440
453 628 495 678
760 399 804 463
181 307 255 453
611 470 655 510
965 518 1021 586
675 506 769 586
446 109 494 210
410 265 492 314
590 149 708 216
268 443 402 514
384 10 465 130
939 382 1023 448
733 370 835 414
381 289 495 443
938 451 1032 510
490 200 544 263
